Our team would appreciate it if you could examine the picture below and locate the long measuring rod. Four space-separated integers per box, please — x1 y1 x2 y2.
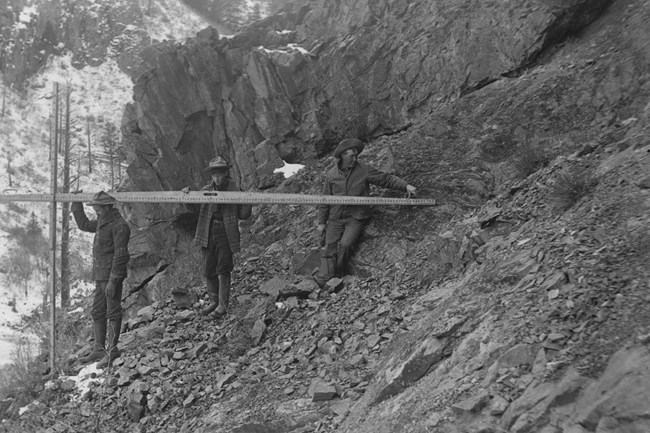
0 191 437 206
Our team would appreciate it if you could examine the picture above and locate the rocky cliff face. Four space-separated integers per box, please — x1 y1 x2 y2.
120 0 614 226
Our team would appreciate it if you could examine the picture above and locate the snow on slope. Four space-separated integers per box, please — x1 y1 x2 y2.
0 0 212 341
138 0 214 41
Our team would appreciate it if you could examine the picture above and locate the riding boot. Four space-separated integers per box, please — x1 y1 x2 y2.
214 274 231 317
315 256 336 287
201 277 220 315
79 320 106 364
336 250 350 277
98 318 122 369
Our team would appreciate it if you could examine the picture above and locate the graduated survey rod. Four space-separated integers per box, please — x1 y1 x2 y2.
0 191 438 206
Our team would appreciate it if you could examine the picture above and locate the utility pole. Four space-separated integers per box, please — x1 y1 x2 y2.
48 82 59 373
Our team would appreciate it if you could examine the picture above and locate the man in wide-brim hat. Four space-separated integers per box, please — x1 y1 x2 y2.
183 156 252 318
203 155 232 172
316 138 416 284
333 137 366 159
86 190 117 206
71 191 130 369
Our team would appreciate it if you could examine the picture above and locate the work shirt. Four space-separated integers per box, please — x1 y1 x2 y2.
71 204 131 281
192 179 252 252
318 162 408 224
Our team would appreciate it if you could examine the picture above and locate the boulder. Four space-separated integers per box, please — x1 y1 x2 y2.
372 336 448 404
564 347 650 432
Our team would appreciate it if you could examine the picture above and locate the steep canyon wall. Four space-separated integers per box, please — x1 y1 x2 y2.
120 0 614 228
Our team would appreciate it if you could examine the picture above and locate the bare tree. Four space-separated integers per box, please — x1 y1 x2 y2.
86 116 92 174
50 86 58 163
57 88 64 154
76 149 82 191
2 82 6 118
6 152 12 187
47 116 51 161
60 85 72 307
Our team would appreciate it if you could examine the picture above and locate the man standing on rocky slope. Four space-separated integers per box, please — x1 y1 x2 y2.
316 138 417 284
183 156 252 318
72 191 130 369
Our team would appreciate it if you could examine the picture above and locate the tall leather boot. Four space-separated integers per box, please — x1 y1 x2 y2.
214 273 231 317
315 256 336 287
98 318 122 369
201 277 219 315
79 320 106 364
336 246 352 277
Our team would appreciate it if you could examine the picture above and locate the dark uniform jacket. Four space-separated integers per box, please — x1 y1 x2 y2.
72 204 130 281
192 180 252 253
318 162 408 225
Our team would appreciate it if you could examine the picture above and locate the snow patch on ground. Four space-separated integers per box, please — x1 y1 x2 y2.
275 162 304 178
58 362 104 402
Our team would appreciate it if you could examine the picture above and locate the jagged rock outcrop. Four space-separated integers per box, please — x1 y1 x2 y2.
121 0 614 228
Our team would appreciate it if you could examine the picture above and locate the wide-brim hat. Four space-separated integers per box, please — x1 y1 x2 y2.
333 138 365 159
204 156 232 172
87 191 117 206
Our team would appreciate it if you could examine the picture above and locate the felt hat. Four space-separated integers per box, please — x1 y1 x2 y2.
333 138 365 159
87 191 116 206
204 156 232 172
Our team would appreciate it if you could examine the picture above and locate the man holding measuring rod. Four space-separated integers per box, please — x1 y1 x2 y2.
316 138 417 285
71 191 130 368
183 156 252 318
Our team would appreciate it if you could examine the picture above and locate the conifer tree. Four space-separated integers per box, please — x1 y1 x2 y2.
2 213 49 296
101 122 118 189
249 3 263 24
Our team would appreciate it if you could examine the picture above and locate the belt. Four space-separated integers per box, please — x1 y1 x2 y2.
211 219 223 223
